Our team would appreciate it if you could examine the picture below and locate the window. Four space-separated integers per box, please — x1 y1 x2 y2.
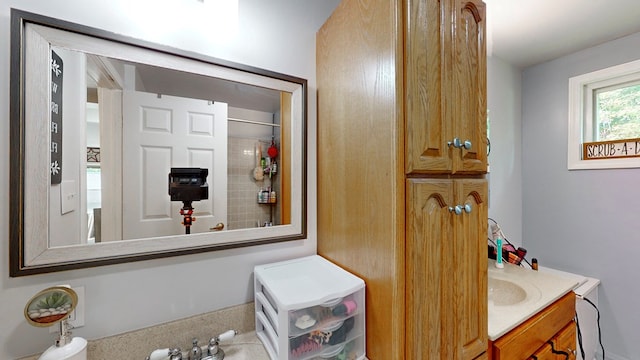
594 83 640 141
568 59 640 169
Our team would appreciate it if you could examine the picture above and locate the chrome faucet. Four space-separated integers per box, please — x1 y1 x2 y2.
146 330 237 360
189 338 203 360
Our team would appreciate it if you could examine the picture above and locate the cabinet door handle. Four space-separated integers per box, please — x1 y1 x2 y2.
447 138 472 150
449 204 472 215
447 137 462 148
548 340 571 359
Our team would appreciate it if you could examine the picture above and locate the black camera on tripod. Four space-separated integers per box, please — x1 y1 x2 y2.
168 167 209 202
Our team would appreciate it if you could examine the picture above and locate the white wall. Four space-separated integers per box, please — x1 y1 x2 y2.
487 56 523 248
522 31 640 360
49 47 86 247
0 1 340 358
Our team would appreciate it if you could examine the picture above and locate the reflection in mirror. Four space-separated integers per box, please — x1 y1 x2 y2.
58 49 288 245
10 9 306 276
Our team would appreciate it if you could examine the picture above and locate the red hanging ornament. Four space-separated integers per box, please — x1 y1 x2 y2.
268 140 279 158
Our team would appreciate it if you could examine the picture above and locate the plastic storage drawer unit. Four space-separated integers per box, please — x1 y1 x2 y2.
254 255 366 360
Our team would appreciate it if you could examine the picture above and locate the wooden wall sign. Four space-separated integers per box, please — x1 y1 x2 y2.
50 50 63 184
583 138 640 160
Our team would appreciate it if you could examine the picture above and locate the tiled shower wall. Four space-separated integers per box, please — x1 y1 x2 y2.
227 137 279 230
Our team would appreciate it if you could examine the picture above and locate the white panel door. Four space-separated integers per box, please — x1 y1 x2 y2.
122 90 227 239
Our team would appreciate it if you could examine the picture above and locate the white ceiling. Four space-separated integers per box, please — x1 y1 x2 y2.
485 0 640 68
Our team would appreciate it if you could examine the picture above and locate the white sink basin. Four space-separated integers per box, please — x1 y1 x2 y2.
488 268 542 308
488 278 527 306
223 344 269 360
487 261 579 340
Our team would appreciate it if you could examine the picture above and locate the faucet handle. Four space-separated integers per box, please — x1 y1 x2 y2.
217 330 237 342
207 330 238 359
148 348 171 360
169 348 183 360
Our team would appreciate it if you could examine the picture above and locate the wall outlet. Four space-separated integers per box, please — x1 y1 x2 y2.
50 285 85 333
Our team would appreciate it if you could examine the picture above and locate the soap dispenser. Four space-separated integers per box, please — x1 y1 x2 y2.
24 286 87 360
38 321 87 360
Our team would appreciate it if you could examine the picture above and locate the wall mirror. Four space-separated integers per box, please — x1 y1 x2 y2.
9 9 307 276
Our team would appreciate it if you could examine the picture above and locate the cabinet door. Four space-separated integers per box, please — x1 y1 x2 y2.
406 179 453 359
406 179 487 359
450 0 487 173
405 0 487 175
552 322 577 360
452 179 488 359
405 0 450 174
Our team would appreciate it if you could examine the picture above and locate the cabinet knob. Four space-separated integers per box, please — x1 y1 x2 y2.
447 137 462 148
447 138 472 150
449 204 472 215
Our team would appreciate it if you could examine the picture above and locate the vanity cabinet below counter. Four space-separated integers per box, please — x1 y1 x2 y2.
488 291 576 360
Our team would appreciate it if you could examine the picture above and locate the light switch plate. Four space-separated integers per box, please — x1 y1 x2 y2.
60 180 77 214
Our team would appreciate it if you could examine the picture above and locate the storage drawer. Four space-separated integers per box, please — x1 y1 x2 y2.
491 291 575 360
254 255 366 360
309 338 362 360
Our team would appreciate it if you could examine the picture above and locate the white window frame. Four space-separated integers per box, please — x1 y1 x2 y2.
568 59 640 170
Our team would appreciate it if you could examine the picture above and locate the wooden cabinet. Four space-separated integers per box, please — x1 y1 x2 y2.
489 292 576 360
405 0 487 175
316 0 487 359
406 179 488 358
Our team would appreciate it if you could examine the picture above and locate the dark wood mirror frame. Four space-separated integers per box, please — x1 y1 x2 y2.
9 9 307 276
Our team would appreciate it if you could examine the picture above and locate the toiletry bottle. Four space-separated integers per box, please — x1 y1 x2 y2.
507 252 520 264
259 189 269 203
495 238 504 268
532 258 538 271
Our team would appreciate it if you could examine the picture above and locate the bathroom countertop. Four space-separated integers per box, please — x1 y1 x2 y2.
18 303 265 360
17 301 366 360
17 331 270 360
487 260 579 340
